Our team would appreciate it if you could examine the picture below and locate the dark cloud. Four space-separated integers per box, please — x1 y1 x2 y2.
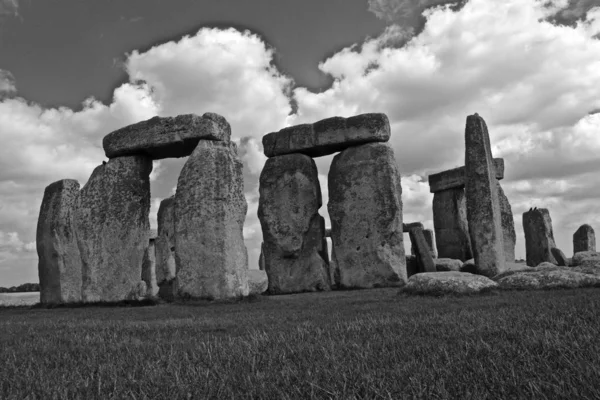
367 0 467 30
546 0 600 26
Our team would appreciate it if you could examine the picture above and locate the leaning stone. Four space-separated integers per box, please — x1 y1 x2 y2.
435 258 463 272
523 208 558 267
428 158 505 193
263 113 390 158
571 251 600 267
401 272 498 295
497 182 516 262
551 248 568 267
36 179 82 304
432 188 472 261
75 155 152 302
573 224 596 254
155 196 176 298
496 269 600 290
407 225 436 273
175 141 249 300
328 143 406 288
464 114 505 276
103 113 231 159
248 270 268 295
258 154 330 294
141 237 158 297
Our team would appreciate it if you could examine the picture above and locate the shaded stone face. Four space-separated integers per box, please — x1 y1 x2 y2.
406 225 436 273
328 142 406 288
141 238 158 297
432 188 472 261
464 114 505 277
174 140 249 300
258 153 330 294
103 113 231 159
262 113 390 158
522 208 558 267
36 179 82 304
155 196 176 298
573 224 596 254
428 158 504 193
75 155 152 302
497 181 516 263
423 229 437 259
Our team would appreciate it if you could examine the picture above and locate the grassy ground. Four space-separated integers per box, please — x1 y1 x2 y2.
1 288 600 399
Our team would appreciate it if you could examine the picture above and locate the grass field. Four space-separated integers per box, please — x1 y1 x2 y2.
1 288 600 399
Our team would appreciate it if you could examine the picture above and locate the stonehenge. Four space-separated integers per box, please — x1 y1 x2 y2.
523 208 559 267
573 224 595 254
36 112 249 304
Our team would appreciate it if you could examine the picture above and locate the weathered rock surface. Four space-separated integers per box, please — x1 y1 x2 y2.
571 251 600 267
248 270 268 295
258 154 330 294
464 114 505 276
75 155 152 302
551 247 568 267
461 258 476 273
406 255 419 277
263 113 390 158
497 182 516 262
432 188 472 261
141 237 158 297
402 272 498 295
435 258 463 272
36 179 82 304
175 141 249 299
155 196 176 299
523 208 558 267
258 243 265 271
570 264 600 276
103 113 231 159
407 225 436 273
428 158 505 193
496 267 600 290
573 224 596 254
328 142 406 288
423 229 437 259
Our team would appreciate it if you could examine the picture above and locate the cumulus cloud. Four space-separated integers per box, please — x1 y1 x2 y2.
0 70 16 97
0 0 18 18
367 0 466 26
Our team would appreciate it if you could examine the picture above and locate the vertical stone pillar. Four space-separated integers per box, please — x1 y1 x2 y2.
407 224 436 273
141 233 158 297
497 181 516 262
432 188 472 261
464 114 505 276
423 229 437 259
75 155 152 302
523 208 558 267
328 142 406 288
174 141 249 300
258 153 330 294
36 179 82 304
155 196 176 300
573 224 596 254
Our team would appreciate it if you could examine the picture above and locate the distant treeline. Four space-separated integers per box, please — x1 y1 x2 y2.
0 283 40 293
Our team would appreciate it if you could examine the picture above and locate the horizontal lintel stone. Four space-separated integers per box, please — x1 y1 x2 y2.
428 158 504 193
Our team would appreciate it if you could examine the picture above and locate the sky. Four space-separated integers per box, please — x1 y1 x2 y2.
0 0 599 286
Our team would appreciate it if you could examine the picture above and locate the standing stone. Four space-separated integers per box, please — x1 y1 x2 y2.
75 155 152 302
423 229 437 259
464 114 505 277
258 154 330 294
405 223 436 273
155 196 177 299
551 247 568 267
141 235 158 297
432 188 472 261
573 224 596 254
497 181 516 262
258 243 266 271
328 142 406 288
36 179 82 304
174 141 249 299
523 208 558 267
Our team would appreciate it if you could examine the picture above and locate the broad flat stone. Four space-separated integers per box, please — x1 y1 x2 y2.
103 113 231 159
497 268 600 290
36 179 82 304
175 141 249 300
464 114 505 277
428 158 504 193
258 154 330 294
571 251 600 267
155 196 176 299
263 113 390 158
432 188 472 261
402 272 498 295
435 258 463 272
75 155 152 302
328 142 406 288
523 208 558 267
248 270 268 295
573 224 596 254
497 181 516 262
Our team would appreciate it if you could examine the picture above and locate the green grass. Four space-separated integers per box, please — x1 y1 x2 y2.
1 288 600 399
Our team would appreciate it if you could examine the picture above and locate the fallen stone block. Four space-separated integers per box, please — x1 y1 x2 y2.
401 272 498 295
496 268 600 290
435 258 463 272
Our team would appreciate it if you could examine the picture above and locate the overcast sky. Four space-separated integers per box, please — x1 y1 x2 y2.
0 0 599 286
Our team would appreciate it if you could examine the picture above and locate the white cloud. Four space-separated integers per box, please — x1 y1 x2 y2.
0 69 16 96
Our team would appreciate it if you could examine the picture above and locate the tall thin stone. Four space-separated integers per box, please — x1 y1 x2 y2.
523 208 558 267
573 224 596 254
497 181 516 262
174 141 249 300
75 155 152 302
432 188 472 261
423 229 437 259
155 196 176 299
36 179 82 304
258 154 330 294
328 142 406 288
141 236 158 297
464 114 505 276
